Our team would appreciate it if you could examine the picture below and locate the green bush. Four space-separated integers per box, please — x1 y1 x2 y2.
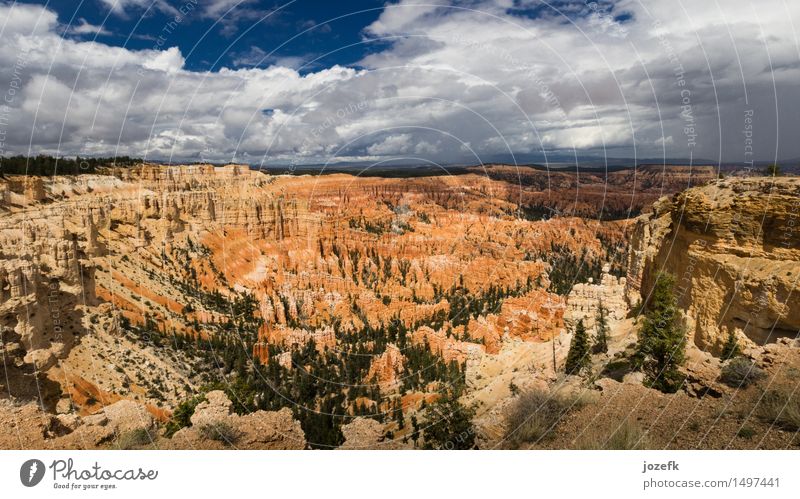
720 330 742 360
737 426 756 440
164 394 206 437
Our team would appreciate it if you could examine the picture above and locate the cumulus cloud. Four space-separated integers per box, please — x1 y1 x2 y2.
1 1 799 165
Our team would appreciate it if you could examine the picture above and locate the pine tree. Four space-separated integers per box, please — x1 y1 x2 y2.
593 299 609 354
565 319 590 375
765 164 781 177
633 273 686 393
721 329 742 360
410 414 420 448
421 390 476 449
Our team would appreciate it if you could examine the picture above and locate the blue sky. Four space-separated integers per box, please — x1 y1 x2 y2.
22 0 392 71
1 1 798 165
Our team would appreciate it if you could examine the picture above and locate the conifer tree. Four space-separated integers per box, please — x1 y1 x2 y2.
633 272 686 393
565 319 590 375
765 163 781 177
721 329 742 360
593 299 609 354
410 414 420 448
422 389 475 449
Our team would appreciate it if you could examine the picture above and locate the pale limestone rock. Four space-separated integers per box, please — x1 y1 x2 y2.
102 399 155 434
172 391 306 449
190 390 233 427
566 264 629 332
622 371 645 385
339 417 409 449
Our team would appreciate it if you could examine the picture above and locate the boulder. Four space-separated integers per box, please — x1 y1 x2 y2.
190 390 233 427
102 400 154 434
339 417 407 450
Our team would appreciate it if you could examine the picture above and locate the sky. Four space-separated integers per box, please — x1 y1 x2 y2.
0 0 798 166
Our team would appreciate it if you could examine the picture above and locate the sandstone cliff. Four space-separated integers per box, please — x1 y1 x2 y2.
625 177 800 354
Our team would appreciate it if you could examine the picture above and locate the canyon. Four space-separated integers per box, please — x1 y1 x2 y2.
1 163 798 449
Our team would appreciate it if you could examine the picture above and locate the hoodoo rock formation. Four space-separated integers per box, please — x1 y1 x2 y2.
566 264 628 330
5 163 797 449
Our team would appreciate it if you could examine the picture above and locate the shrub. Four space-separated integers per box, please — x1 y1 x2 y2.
757 389 800 431
737 426 756 440
720 357 764 388
198 421 242 445
576 420 648 450
504 389 588 447
164 394 206 437
114 428 154 449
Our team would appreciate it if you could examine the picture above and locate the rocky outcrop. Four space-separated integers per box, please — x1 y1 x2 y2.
625 177 800 354
0 215 97 379
366 343 406 392
411 326 484 364
169 391 307 449
0 391 306 449
339 417 409 449
566 264 628 330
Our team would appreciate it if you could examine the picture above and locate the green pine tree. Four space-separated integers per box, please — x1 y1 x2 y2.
633 272 686 393
421 389 476 449
565 319 590 375
765 164 781 177
721 329 742 360
593 299 609 354
410 414 420 448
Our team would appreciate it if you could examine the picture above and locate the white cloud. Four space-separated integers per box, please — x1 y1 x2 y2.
367 134 413 155
231 46 309 70
67 18 112 37
655 136 674 147
98 0 176 16
142 46 186 72
1 1 799 164
202 0 257 18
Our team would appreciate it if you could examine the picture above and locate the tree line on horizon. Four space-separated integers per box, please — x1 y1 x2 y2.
0 155 141 176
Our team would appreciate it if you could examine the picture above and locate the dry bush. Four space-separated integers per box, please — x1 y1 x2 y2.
198 421 242 445
758 389 800 431
720 357 764 388
575 420 648 450
504 388 591 448
114 428 154 450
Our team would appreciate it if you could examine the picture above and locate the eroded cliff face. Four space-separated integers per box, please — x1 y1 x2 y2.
0 164 304 411
626 177 800 354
